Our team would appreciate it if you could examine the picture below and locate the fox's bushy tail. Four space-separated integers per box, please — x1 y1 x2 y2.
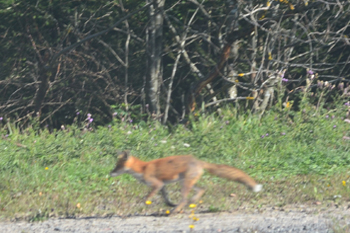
201 162 262 192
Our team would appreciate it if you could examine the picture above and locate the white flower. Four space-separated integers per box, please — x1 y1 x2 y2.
183 143 190 147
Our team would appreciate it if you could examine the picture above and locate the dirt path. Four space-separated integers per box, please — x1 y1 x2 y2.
1 207 349 233
0 206 350 233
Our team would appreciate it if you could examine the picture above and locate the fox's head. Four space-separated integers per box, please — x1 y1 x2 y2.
110 150 130 177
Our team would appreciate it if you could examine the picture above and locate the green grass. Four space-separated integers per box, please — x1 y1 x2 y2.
0 104 350 222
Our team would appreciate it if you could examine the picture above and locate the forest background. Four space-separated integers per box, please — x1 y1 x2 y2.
1 0 350 127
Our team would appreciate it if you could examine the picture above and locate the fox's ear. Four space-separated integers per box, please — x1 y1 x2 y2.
117 150 130 160
116 150 122 158
123 150 130 159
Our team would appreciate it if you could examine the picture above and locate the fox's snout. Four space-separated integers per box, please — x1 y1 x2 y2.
110 170 122 177
110 167 125 177
110 172 118 177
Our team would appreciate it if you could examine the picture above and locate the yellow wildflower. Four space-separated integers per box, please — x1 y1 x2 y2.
166 210 170 214
246 97 255 100
289 4 295 10
268 52 272 60
45 167 48 170
76 203 81 208
189 225 195 229
342 180 346 186
238 73 244 77
189 204 196 208
145 200 152 205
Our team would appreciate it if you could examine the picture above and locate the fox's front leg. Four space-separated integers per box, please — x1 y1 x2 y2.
144 177 164 203
161 186 177 207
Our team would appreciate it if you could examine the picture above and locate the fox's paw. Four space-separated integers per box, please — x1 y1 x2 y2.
253 184 263 192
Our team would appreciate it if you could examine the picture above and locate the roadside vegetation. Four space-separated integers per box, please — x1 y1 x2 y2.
1 99 349 225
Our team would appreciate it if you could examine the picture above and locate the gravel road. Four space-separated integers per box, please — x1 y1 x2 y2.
1 207 349 233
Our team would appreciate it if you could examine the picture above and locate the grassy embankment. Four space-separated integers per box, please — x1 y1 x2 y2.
0 105 349 225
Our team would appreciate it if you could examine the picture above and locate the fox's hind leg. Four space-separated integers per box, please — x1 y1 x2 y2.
190 186 205 203
172 167 203 213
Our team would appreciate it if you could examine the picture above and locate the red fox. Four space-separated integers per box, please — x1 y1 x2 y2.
110 151 262 214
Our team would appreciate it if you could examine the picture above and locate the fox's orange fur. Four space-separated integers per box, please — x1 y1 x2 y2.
110 151 262 214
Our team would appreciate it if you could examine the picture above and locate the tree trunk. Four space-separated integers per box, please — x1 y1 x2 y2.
146 0 164 118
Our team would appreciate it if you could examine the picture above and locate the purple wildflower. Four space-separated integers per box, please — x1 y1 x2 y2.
317 80 323 89
89 118 93 123
331 115 335 119
145 104 149 108
307 70 314 75
76 112 80 115
87 113 92 119
261 135 265 138
5 134 9 138
130 119 133 123
345 102 350 106
108 125 111 128
225 120 229 125
0 117 3 121
325 115 329 119
154 143 158 146
282 78 289 82
265 133 269 137
333 125 336 129
281 132 286 136
113 112 118 117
